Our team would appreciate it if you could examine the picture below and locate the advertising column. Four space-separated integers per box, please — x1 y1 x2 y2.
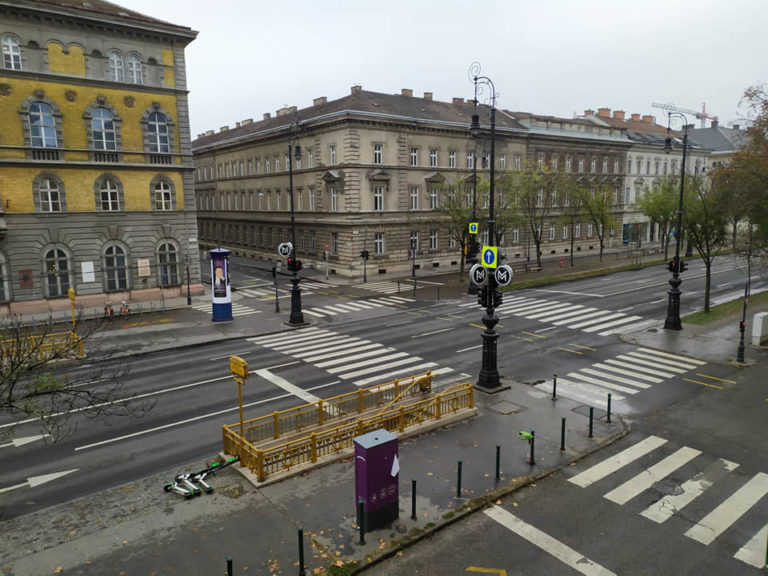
209 247 233 322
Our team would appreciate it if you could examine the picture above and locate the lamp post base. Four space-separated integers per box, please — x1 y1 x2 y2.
663 278 682 331
289 274 307 326
477 305 501 389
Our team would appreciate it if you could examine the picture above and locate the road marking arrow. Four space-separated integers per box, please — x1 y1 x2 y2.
0 433 51 449
0 469 78 494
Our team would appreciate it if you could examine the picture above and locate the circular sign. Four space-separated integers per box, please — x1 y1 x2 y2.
469 263 488 286
495 264 514 286
278 242 293 257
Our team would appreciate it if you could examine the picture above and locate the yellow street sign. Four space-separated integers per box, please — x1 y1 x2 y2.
480 245 498 269
469 222 479 235
229 355 249 379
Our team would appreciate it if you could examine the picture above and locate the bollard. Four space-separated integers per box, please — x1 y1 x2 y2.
413 279 417 298
561 417 566 451
529 430 535 465
589 407 594 438
437 286 440 301
607 393 612 424
411 478 417 520
226 556 233 576
298 527 306 576
397 281 401 294
456 460 463 498
495 445 501 481
552 374 557 400
357 498 365 545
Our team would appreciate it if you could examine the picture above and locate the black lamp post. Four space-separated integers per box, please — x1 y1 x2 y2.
186 258 191 305
467 103 481 295
663 111 690 331
470 62 500 390
287 122 305 326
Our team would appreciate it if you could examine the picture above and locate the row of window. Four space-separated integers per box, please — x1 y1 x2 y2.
22 97 172 159
626 155 706 176
33 172 175 213
0 241 181 301
2 35 159 86
200 221 601 260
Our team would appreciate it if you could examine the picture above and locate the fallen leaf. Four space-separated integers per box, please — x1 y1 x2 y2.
512 502 519 507
496 499 502 505
54 568 63 575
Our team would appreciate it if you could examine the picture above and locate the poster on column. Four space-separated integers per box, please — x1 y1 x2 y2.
212 255 228 298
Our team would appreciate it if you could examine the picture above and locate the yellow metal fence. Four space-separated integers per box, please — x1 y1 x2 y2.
223 381 474 482
0 331 83 361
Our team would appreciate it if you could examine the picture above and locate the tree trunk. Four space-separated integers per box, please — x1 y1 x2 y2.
570 232 575 266
704 260 712 312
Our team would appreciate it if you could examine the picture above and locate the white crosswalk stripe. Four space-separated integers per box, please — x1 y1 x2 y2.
534 348 706 406
356 280 426 295
248 327 459 387
568 435 768 568
191 301 260 317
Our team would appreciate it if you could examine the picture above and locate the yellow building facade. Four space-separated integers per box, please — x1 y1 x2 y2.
0 0 201 317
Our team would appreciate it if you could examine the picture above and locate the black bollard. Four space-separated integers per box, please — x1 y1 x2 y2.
411 478 417 520
495 445 501 481
589 407 594 438
298 527 306 576
561 417 566 451
607 393 612 424
529 431 535 465
357 498 365 544
552 374 557 400
457 460 462 498
226 556 233 576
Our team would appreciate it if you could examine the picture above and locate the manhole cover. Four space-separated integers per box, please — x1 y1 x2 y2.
653 479 683 496
490 401 523 415
573 405 607 419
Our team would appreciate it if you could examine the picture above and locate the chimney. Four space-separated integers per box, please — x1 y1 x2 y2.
642 115 654 124
401 88 413 97
276 106 298 117
711 119 718 128
350 85 362 95
630 113 641 121
313 96 327 106
453 97 464 104
583 109 595 117
235 121 241 128
242 118 253 126
219 125 228 132
424 91 433 101
263 113 271 120
612 110 625 120
205 130 214 136
597 107 611 118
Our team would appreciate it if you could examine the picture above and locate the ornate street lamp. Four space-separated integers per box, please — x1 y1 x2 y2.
662 110 690 331
287 122 305 325
469 62 501 389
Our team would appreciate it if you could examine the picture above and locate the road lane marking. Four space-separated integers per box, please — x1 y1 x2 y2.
733 522 768 568
572 344 597 351
604 446 701 505
683 377 723 390
685 472 768 545
558 348 582 355
521 331 546 339
412 328 453 338
456 345 482 353
569 436 667 488
636 347 706 365
640 458 739 523
484 506 617 575
696 373 736 384
534 289 605 298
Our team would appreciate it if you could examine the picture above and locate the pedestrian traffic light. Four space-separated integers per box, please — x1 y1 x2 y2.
667 260 678 273
679 260 688 273
360 249 369 260
740 320 746 331
477 285 488 307
286 256 295 271
493 289 503 308
295 259 303 271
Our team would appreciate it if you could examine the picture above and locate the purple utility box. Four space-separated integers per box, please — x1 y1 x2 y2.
354 429 399 531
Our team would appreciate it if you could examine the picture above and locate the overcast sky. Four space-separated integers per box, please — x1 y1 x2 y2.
115 0 767 138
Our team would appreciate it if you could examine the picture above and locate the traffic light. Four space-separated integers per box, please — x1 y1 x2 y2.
493 289 503 308
667 260 678 273
295 259 303 271
477 285 488 307
286 256 295 271
679 260 688 273
360 249 369 260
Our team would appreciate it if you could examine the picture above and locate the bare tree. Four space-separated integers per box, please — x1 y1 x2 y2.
579 182 620 262
0 315 151 443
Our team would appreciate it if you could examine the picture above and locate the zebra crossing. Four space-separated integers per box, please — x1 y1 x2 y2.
534 347 705 406
302 296 414 318
568 435 768 569
236 280 327 299
459 295 654 336
248 326 466 388
356 280 425 295
191 301 260 317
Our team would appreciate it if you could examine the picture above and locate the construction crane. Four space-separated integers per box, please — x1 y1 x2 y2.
651 102 718 128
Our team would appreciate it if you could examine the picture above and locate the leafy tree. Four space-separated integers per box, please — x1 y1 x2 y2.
638 176 679 259
558 176 586 266
683 176 728 312
578 183 619 262
431 177 480 274
0 316 151 442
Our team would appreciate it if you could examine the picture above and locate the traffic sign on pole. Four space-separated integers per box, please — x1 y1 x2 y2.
278 242 293 257
495 264 513 286
481 246 498 269
469 222 479 235
469 263 488 286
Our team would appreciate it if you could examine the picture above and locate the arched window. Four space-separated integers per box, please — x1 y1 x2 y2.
147 111 169 153
157 242 180 286
29 102 57 148
104 244 128 291
37 177 62 212
152 178 173 210
2 36 21 70
126 54 143 84
43 247 71 297
108 50 124 82
0 252 10 301
92 108 116 150
99 178 120 211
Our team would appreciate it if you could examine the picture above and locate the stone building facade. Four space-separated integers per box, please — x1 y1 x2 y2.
0 0 201 316
192 87 634 281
